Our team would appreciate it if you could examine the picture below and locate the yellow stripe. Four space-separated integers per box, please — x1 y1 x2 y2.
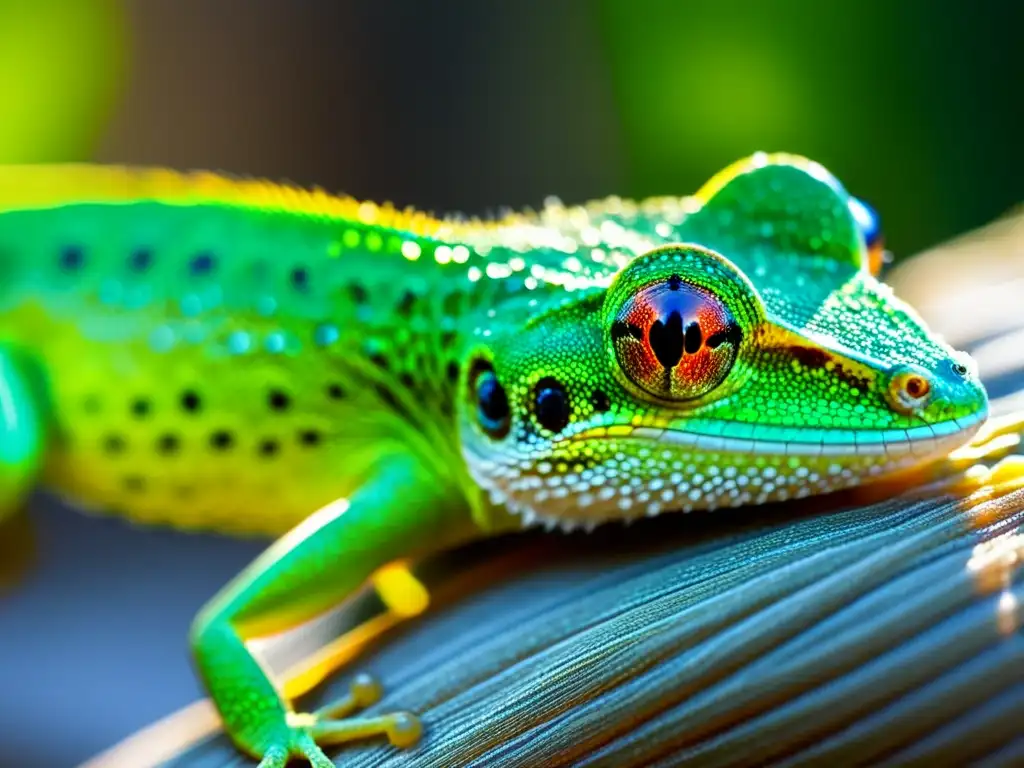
0 163 491 239
693 151 842 204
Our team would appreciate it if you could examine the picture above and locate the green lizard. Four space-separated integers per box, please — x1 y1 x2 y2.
0 153 996 766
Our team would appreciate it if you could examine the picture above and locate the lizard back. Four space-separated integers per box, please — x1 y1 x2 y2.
0 166 501 535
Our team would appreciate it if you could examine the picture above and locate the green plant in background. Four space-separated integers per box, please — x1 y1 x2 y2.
594 0 1021 258
0 0 124 163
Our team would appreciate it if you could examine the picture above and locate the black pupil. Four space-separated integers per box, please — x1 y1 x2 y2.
475 368 510 437
534 378 570 434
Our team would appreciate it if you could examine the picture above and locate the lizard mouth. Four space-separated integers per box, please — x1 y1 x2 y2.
563 408 987 458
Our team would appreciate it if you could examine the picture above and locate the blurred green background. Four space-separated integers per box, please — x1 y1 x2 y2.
0 1 1020 765
2 1 1020 255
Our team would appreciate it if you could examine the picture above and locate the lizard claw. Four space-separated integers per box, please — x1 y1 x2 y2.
249 674 422 766
254 734 334 768
252 709 422 767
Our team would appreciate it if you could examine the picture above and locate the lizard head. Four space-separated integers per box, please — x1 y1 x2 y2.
458 153 988 529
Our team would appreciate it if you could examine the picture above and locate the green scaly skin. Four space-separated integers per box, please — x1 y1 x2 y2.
0 153 988 766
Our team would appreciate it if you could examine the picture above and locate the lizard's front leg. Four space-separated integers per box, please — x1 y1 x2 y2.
189 452 479 768
0 344 47 587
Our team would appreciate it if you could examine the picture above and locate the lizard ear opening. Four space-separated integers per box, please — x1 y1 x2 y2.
603 244 763 403
676 153 869 274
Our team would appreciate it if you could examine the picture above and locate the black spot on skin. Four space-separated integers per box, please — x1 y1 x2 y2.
611 320 644 343
290 267 309 290
123 475 145 492
157 434 180 454
683 321 703 355
210 430 234 450
131 398 151 418
60 245 85 270
375 384 400 410
103 434 126 454
267 389 291 411
534 377 571 434
181 390 202 412
190 252 215 275
397 290 417 317
591 389 611 413
447 361 460 383
298 429 322 447
706 323 743 350
258 438 279 457
787 345 830 370
400 372 416 390
129 248 153 271
370 354 389 371
668 274 683 291
648 311 684 369
441 331 457 349
350 284 369 304
786 345 869 391
326 383 345 400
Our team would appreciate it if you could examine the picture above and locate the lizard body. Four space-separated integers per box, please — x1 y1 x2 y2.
0 154 988 766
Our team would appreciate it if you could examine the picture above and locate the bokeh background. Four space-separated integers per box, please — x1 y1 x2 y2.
0 1 1020 765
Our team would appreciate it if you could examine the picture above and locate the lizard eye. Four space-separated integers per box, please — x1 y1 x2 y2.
611 275 741 401
887 368 933 414
470 360 511 439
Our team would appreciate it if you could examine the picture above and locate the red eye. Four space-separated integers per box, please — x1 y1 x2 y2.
611 275 741 401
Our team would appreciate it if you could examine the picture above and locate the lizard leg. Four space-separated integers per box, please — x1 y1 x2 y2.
0 346 46 516
190 451 477 767
0 346 47 587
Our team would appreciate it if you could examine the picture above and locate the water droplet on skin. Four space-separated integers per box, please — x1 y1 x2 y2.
227 331 252 355
265 332 287 354
314 323 340 346
150 326 175 352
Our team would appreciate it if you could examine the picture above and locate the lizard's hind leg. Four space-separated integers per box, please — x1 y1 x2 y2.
0 345 48 586
0 345 47 514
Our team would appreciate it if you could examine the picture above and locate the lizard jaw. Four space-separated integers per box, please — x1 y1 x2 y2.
560 409 987 460
464 410 986 532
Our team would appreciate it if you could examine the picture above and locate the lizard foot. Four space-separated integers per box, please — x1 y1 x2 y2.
254 674 422 767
